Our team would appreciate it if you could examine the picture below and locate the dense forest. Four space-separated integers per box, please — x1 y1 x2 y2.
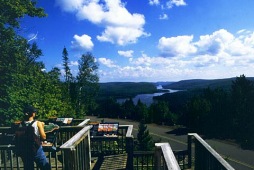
1 1 253 150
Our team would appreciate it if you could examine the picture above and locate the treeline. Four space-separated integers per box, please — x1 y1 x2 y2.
184 75 254 149
98 82 159 99
95 97 178 126
0 1 99 126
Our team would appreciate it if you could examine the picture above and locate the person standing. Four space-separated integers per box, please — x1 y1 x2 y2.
20 105 51 170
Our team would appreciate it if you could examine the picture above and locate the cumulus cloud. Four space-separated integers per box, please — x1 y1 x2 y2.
158 35 196 57
71 34 94 51
159 14 168 20
97 26 148 46
56 0 147 46
157 29 254 71
98 58 118 68
98 28 254 82
118 50 134 57
157 29 254 59
166 0 187 8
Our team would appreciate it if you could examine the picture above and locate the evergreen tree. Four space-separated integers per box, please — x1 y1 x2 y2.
231 75 254 148
135 99 148 122
122 98 135 119
62 47 73 83
136 120 153 151
76 52 99 117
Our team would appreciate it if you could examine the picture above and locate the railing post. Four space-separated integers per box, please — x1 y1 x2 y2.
63 149 77 170
188 133 193 169
126 136 134 170
154 144 162 169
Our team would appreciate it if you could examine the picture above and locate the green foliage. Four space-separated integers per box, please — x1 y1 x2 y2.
0 0 46 29
186 96 211 133
77 52 99 117
230 75 254 148
98 82 158 99
97 97 121 118
121 98 135 119
62 47 73 83
136 120 153 151
134 99 149 122
149 101 177 125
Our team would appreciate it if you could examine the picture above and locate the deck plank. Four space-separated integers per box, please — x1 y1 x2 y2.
99 153 127 170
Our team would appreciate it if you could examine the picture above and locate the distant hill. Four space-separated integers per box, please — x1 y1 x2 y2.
98 82 158 99
163 77 254 90
154 81 174 86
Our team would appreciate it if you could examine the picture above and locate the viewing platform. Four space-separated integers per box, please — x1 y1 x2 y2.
0 118 235 170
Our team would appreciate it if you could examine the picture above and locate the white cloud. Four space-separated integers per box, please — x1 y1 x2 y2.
158 35 196 57
97 26 148 45
118 50 134 57
98 29 254 82
69 61 79 66
98 58 118 68
149 0 160 6
159 14 168 20
57 0 147 46
166 0 187 9
71 34 94 51
55 0 83 12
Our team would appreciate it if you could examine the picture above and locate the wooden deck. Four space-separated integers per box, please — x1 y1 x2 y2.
92 153 128 170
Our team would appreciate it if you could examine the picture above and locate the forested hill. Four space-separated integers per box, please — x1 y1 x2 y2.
163 77 254 90
98 82 158 98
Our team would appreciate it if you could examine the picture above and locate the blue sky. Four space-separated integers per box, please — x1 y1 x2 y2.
21 0 254 82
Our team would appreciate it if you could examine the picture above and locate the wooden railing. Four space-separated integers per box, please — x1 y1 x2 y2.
60 125 92 170
133 149 188 170
133 151 154 170
90 125 134 169
0 119 89 170
154 143 181 170
1 122 236 170
188 133 235 170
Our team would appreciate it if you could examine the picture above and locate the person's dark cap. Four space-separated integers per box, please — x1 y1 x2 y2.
23 105 37 115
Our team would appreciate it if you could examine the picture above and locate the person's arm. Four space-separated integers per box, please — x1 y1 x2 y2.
37 121 46 140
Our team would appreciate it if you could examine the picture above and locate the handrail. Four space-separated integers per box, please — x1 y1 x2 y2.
77 119 90 126
124 125 133 137
155 143 181 170
188 133 235 170
60 125 92 150
60 125 92 170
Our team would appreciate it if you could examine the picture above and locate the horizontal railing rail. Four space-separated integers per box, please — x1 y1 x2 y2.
188 133 235 170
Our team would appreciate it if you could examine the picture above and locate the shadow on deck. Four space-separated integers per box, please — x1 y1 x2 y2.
92 153 127 170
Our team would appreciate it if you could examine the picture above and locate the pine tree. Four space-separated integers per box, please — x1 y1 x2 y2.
137 120 153 151
62 47 73 83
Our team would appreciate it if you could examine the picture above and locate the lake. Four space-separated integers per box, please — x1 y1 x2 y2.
117 85 180 106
